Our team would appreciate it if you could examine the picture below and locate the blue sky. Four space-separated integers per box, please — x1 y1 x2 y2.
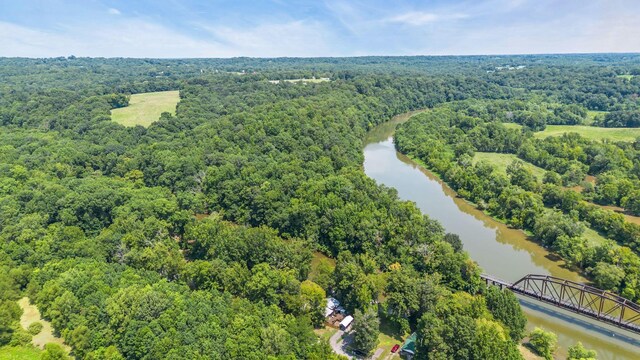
1 0 639 57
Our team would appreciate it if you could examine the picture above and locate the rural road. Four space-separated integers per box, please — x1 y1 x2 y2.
330 330 353 359
329 330 389 360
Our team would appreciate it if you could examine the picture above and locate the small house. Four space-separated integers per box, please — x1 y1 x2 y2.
325 297 340 318
339 315 354 331
400 332 417 359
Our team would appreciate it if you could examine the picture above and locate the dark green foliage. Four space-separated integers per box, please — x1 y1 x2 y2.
395 99 640 301
485 287 527 341
352 308 379 356
597 111 640 127
415 292 522 360
0 300 21 346
2 55 639 358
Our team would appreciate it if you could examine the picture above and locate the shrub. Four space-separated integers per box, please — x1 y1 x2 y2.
28 321 43 335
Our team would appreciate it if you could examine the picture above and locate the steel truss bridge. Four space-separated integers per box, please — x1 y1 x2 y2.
481 274 640 334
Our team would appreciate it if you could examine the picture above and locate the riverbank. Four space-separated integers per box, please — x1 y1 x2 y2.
362 111 640 359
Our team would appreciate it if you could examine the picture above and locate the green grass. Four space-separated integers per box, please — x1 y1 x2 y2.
585 110 607 125
473 152 546 180
314 326 338 342
111 90 180 127
616 74 634 81
0 346 41 360
375 318 405 359
582 227 609 246
534 125 640 142
502 122 523 130
309 251 336 279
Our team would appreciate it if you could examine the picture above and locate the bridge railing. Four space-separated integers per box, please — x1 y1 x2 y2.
480 273 640 333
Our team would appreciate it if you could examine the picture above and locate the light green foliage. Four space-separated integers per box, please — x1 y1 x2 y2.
485 287 527 341
0 346 42 360
9 328 32 347
299 280 326 327
40 343 69 360
2 56 640 359
110 91 179 127
528 327 557 360
591 262 625 291
27 322 43 335
567 341 597 360
86 346 125 360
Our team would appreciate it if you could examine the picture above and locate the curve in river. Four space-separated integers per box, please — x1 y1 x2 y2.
363 112 640 360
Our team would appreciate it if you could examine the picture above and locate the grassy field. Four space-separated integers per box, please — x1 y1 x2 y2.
502 122 523 130
111 90 179 127
473 152 546 180
534 125 640 142
313 326 338 342
376 318 405 359
18 298 70 352
0 346 41 360
582 227 609 246
309 251 336 280
616 74 635 81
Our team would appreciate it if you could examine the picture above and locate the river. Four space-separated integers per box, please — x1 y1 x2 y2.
363 112 640 359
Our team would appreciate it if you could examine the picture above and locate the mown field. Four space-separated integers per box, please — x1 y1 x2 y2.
0 346 41 360
534 125 640 142
111 90 179 127
473 152 546 179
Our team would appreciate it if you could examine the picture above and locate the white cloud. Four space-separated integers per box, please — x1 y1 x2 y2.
201 20 339 57
386 11 468 26
0 20 232 58
0 18 343 58
107 8 121 15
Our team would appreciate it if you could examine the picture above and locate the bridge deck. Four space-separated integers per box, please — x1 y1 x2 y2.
480 274 640 334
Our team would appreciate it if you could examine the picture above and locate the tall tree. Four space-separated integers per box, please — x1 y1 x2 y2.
352 308 379 356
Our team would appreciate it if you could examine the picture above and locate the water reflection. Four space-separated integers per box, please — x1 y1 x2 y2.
363 113 640 359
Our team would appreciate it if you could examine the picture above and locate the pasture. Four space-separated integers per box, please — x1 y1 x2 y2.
111 90 180 127
534 125 640 142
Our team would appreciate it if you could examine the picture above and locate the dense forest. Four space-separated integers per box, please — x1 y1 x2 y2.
1 55 639 359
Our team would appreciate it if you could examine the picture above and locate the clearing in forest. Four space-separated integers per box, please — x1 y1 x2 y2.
17 297 70 353
473 152 546 180
111 90 179 127
534 125 640 142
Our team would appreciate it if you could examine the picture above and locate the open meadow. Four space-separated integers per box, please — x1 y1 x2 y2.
534 125 640 142
111 90 179 127
473 152 546 179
